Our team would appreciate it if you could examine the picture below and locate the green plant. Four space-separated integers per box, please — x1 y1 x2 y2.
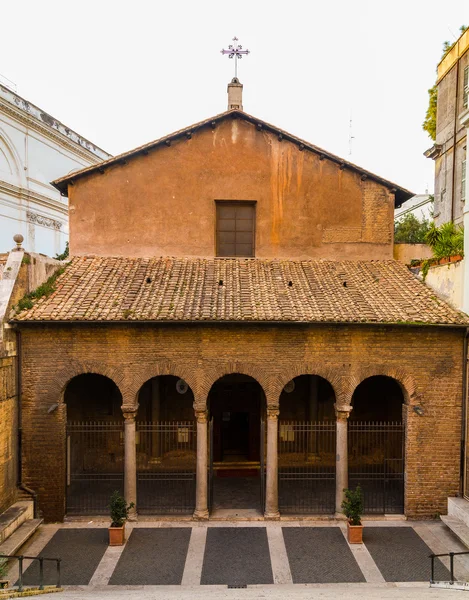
16 266 66 313
341 485 363 526
425 221 464 259
394 213 432 244
22 255 31 265
422 85 437 141
0 557 8 579
55 241 69 261
109 491 134 527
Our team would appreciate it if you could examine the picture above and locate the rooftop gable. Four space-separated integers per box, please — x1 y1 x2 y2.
52 110 413 207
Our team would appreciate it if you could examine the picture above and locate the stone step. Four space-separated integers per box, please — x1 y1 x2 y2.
441 514 469 549
448 497 469 529
0 502 33 545
0 519 43 556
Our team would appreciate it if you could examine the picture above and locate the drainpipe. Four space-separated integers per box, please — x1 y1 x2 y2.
15 329 37 517
461 328 469 497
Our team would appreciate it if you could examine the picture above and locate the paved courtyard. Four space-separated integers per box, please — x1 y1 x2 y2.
7 519 469 599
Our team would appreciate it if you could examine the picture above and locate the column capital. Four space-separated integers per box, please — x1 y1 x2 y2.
195 410 208 424
267 407 279 420
122 405 138 421
334 403 352 420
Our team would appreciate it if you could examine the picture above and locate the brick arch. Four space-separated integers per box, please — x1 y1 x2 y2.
197 362 273 410
272 365 343 407
350 367 417 405
53 361 127 403
126 360 198 408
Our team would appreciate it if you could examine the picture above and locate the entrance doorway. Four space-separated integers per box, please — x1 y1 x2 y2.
208 374 265 513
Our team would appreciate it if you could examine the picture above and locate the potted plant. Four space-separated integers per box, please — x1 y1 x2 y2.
0 557 9 589
108 490 134 546
342 485 364 544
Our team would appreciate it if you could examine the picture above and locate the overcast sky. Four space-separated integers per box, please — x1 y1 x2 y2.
1 0 467 195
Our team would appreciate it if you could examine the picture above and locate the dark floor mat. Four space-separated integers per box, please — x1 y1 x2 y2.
20 528 108 586
109 528 191 585
282 527 365 583
364 527 450 582
201 527 273 585
213 477 260 509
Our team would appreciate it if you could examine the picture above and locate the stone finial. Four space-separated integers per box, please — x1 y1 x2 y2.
13 234 24 251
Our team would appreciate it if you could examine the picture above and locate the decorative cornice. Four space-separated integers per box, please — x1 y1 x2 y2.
0 98 109 164
424 144 443 161
26 210 62 230
0 180 68 216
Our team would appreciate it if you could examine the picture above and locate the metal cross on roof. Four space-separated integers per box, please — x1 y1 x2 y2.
220 36 250 78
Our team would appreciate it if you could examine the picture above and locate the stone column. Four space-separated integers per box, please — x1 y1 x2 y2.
193 410 209 520
335 404 352 516
265 407 280 520
123 407 138 521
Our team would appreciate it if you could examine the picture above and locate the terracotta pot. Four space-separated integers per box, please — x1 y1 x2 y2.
109 524 125 546
347 521 363 544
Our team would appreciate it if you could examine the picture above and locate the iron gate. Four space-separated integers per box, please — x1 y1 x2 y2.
278 421 336 514
348 421 404 514
136 421 196 514
66 421 124 515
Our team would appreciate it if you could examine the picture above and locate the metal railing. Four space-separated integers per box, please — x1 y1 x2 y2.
0 553 61 591
429 551 469 584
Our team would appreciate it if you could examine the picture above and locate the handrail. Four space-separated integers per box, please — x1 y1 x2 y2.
0 553 61 591
429 551 469 584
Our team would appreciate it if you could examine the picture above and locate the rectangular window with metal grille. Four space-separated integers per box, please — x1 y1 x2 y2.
462 159 467 202
464 66 469 110
216 201 255 257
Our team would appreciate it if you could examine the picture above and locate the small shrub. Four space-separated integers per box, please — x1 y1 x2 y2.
55 242 69 261
15 266 66 313
341 485 363 526
0 557 8 579
109 491 134 527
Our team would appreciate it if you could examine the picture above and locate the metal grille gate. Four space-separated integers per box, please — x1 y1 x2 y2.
278 421 336 514
66 421 124 515
136 421 196 514
348 421 404 514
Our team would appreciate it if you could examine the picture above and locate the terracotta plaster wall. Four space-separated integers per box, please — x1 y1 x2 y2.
19 323 463 521
69 119 394 260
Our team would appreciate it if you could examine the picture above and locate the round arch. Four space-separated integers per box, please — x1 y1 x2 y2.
273 365 342 407
54 361 126 405
351 375 405 421
278 374 336 420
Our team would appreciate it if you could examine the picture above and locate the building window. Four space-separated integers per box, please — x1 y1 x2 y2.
464 66 469 110
216 201 255 257
463 159 467 202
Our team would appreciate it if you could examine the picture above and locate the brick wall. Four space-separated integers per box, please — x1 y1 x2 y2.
19 323 464 521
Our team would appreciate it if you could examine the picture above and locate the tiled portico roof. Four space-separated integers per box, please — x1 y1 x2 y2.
11 256 469 326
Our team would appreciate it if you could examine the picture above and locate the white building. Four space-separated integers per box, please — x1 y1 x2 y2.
0 83 109 256
394 193 433 223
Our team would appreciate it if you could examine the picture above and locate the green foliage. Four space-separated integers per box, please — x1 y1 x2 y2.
21 255 31 266
341 485 363 526
422 85 437 141
55 241 69 261
394 213 432 244
109 491 134 527
425 221 464 259
15 266 66 313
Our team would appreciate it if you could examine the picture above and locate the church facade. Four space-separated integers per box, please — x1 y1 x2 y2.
11 82 468 522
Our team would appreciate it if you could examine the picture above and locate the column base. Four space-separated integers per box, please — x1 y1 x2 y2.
193 509 209 520
334 512 347 521
128 509 138 522
264 511 280 520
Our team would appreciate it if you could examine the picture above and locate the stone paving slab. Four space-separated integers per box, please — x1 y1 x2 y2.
364 527 450 582
20 528 108 586
201 527 273 585
109 528 192 585
282 526 365 583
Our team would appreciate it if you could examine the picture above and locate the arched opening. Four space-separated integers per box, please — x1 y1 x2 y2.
136 376 196 514
208 374 265 513
65 374 123 515
349 376 405 514
278 375 336 514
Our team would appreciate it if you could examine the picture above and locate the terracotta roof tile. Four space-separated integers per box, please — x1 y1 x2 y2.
11 256 469 326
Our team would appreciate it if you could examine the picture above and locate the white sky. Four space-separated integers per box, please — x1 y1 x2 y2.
1 0 468 195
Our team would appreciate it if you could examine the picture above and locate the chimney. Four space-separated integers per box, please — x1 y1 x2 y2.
227 77 243 111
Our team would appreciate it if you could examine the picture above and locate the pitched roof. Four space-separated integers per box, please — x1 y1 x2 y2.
11 256 468 326
51 110 413 207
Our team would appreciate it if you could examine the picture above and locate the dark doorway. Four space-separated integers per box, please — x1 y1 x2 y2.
208 374 265 512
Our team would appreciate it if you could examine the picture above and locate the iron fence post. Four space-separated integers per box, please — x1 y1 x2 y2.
450 552 455 583
430 554 435 583
39 557 44 590
17 556 23 592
